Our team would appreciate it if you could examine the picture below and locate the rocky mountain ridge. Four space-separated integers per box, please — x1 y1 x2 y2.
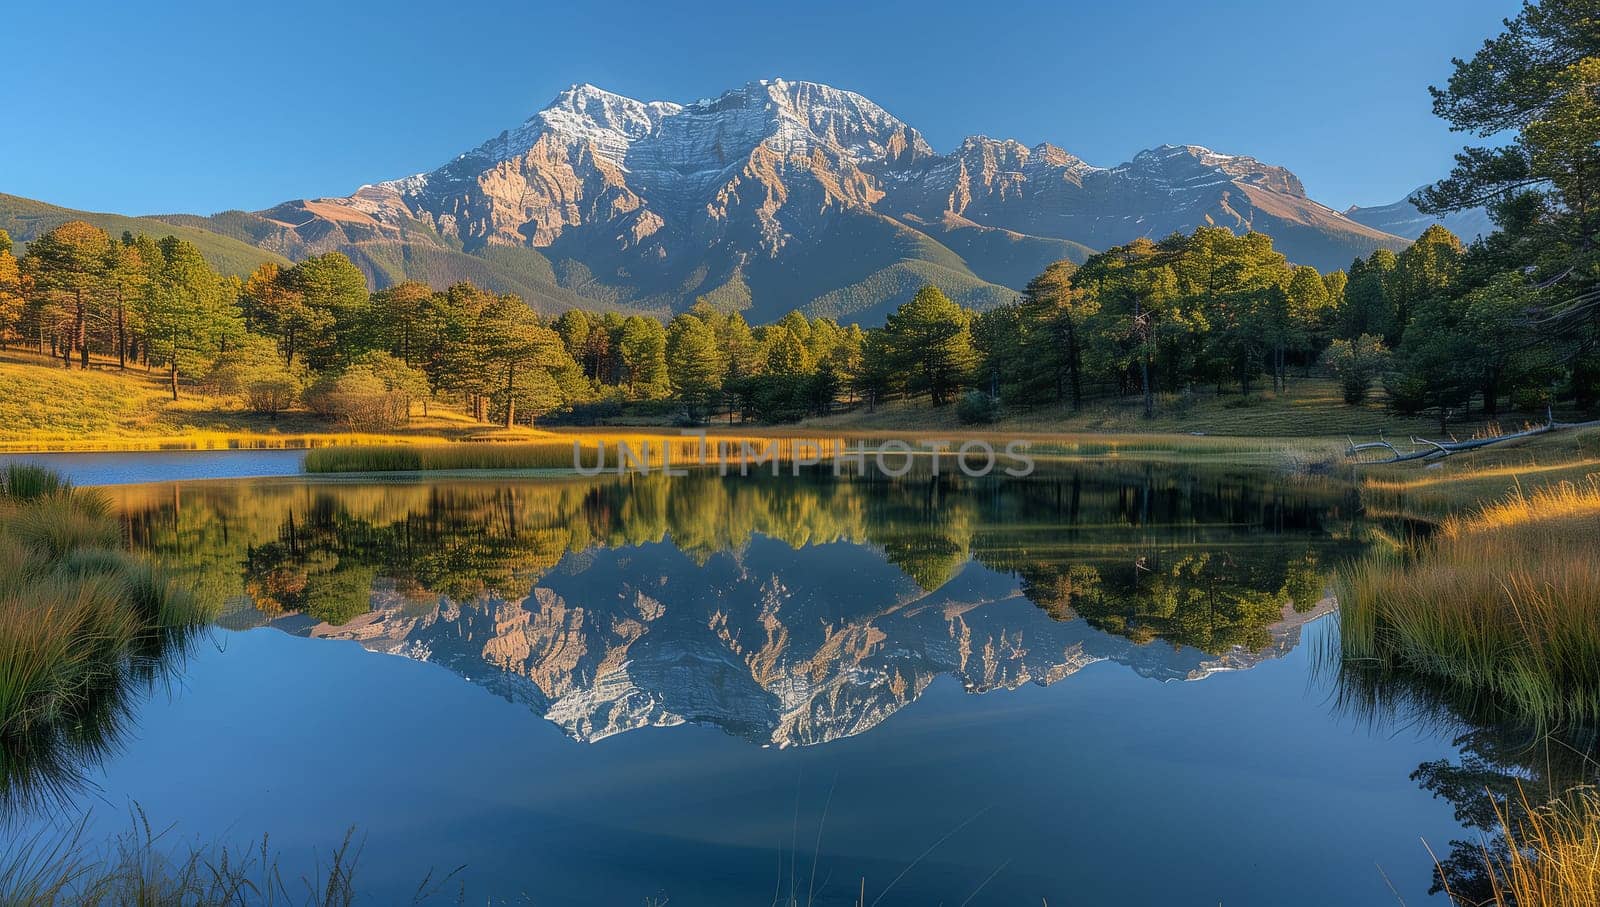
154 78 1414 321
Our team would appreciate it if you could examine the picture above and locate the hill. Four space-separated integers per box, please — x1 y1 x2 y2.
0 193 286 277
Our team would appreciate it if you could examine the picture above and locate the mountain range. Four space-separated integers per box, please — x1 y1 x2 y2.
7 79 1459 323
1345 186 1495 243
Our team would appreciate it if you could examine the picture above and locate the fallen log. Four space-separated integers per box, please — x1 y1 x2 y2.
1344 410 1600 465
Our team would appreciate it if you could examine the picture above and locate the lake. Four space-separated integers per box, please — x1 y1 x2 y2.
3 456 1497 905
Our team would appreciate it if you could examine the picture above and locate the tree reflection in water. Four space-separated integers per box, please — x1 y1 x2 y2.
1324 651 1600 902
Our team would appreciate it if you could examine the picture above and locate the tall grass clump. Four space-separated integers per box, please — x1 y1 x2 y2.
0 467 214 812
1338 477 1600 729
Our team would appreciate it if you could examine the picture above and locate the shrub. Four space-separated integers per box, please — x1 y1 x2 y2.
956 390 999 425
1323 334 1391 405
206 338 305 416
303 354 429 430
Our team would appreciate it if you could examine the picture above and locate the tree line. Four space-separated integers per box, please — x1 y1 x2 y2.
0 210 1592 432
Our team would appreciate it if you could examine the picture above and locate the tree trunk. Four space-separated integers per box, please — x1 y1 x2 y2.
504 361 517 429
116 302 127 370
1141 354 1153 418
169 325 180 401
75 290 88 369
1067 324 1083 411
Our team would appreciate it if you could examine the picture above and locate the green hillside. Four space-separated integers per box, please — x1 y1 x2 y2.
735 212 1017 322
0 193 287 277
918 215 1094 288
803 259 1016 324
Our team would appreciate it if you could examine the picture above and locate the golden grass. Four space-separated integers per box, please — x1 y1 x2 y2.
1338 477 1600 727
0 352 487 451
1454 785 1600 906
1445 476 1600 536
1357 427 1600 528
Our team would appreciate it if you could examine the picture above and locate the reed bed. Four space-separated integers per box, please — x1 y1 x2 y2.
303 434 856 473
1338 477 1600 728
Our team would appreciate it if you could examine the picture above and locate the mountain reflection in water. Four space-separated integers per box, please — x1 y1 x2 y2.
117 465 1372 747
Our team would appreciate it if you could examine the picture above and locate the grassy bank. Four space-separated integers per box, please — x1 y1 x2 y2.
805 377 1540 439
1338 477 1600 728
1339 439 1600 903
301 428 1337 474
5 350 1549 456
0 465 213 809
1358 425 1600 521
0 351 514 451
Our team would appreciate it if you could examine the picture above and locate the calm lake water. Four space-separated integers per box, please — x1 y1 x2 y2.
6 456 1501 905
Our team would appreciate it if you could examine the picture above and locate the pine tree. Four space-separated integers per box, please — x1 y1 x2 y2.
480 295 563 427
285 252 369 372
881 285 976 406
21 220 113 368
0 247 22 348
1388 225 1463 344
617 316 669 399
370 281 437 367
666 313 727 417
1018 260 1098 408
140 237 230 400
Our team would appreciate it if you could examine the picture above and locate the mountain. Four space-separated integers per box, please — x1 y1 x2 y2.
160 79 1406 322
883 139 1403 277
0 193 288 277
1345 186 1496 243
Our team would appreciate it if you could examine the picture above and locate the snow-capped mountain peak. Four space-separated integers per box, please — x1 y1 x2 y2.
242 77 1408 323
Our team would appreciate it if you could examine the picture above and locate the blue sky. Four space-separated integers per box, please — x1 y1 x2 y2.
4 0 1518 215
